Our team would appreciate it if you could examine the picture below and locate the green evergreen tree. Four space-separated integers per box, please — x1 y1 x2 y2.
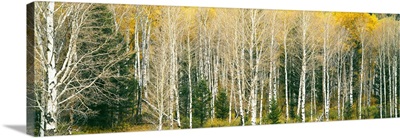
193 79 211 127
178 61 190 118
215 89 229 119
344 101 354 120
82 4 137 129
268 99 281 124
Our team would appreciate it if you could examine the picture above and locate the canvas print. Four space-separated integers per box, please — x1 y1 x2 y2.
27 1 400 136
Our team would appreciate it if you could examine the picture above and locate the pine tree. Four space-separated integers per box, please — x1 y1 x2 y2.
344 101 354 120
215 89 229 119
193 80 211 127
267 99 281 124
83 4 136 129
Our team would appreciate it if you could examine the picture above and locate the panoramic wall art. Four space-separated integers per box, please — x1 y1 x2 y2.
27 1 400 137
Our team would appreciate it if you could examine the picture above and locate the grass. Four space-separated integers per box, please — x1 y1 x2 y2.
73 124 155 135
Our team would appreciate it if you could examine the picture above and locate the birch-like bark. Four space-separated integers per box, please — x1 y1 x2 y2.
186 27 193 129
394 55 398 117
357 20 368 119
134 19 141 86
158 102 164 131
389 53 393 117
359 35 365 120
155 42 168 131
326 62 331 121
133 17 142 121
368 61 372 108
238 46 245 126
231 16 244 125
259 73 265 125
379 51 383 118
323 16 329 121
211 32 220 121
249 9 256 125
236 57 245 126
269 56 275 114
342 57 347 120
229 65 234 124
299 54 307 123
337 53 342 120
239 12 247 116
142 18 151 100
384 54 387 117
240 21 246 124
45 2 58 134
166 7 180 129
268 11 277 113
283 22 290 123
299 11 310 123
350 51 354 106
249 9 264 126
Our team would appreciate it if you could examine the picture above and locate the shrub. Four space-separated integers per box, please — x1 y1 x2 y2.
204 118 230 128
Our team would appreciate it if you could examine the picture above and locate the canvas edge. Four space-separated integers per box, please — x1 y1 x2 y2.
27 1 36 137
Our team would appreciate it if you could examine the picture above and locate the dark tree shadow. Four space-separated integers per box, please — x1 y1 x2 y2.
4 125 26 135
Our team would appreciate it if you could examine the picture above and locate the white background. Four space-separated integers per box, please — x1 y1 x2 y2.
0 0 399 137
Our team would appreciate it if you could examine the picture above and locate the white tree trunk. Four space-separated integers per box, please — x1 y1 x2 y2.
299 11 310 123
350 51 354 106
269 19 275 112
250 50 262 126
326 63 330 121
240 34 246 125
311 62 316 121
322 16 330 121
384 55 387 117
211 36 220 121
342 59 347 120
229 66 234 124
269 29 276 112
389 57 393 117
237 47 245 126
259 74 265 125
323 36 328 122
142 19 151 100
300 58 307 123
158 107 163 131
167 9 173 130
237 67 245 126
134 21 141 86
249 10 256 125
268 59 276 114
249 10 264 126
284 33 289 122
368 64 372 108
273 63 277 101
157 75 166 131
337 54 342 120
380 53 383 118
169 88 174 130
394 56 398 117
359 40 365 119
133 18 142 120
187 30 193 129
45 2 58 134
271 12 278 101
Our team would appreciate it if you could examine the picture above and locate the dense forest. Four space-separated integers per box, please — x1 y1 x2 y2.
27 2 400 136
